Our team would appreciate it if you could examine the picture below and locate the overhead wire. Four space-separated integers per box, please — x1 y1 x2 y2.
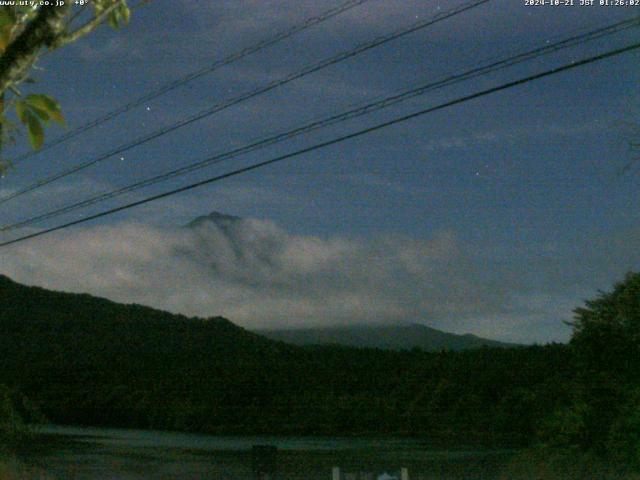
10 0 372 165
0 0 492 206
1 40 638 248
2 15 637 232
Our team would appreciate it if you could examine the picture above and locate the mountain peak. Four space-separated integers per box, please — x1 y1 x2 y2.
186 211 241 229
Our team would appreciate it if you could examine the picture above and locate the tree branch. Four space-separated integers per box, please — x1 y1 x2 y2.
0 5 71 95
53 1 123 49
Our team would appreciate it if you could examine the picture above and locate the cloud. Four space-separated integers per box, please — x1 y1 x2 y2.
0 177 116 227
1 214 637 344
0 214 519 336
73 36 131 62
417 117 618 153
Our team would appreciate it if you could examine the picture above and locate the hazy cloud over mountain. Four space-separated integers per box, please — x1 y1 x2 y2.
0 214 509 336
4 212 636 344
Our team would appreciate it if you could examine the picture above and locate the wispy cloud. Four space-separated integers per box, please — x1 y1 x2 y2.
419 117 616 153
0 215 509 337
1 214 637 343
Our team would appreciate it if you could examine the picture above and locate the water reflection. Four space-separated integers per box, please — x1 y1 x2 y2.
16 425 514 479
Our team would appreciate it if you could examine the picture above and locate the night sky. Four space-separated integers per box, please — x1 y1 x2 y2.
0 0 638 343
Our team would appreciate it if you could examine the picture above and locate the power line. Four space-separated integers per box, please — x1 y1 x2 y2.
0 0 491 206
3 16 636 232
2 40 638 248
10 0 371 165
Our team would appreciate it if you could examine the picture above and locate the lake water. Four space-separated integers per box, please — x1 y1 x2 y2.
14 425 515 479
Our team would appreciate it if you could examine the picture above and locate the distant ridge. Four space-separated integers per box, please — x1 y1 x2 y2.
257 323 516 351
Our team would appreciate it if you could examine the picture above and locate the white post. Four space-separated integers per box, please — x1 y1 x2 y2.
401 467 409 480
332 466 341 480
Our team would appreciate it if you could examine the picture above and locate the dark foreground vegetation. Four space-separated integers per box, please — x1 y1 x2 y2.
0 272 638 475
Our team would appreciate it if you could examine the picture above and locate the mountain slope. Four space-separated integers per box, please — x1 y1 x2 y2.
258 323 515 351
0 274 569 443
0 273 276 355
0 273 302 430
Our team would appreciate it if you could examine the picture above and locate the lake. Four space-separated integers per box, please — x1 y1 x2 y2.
13 425 516 479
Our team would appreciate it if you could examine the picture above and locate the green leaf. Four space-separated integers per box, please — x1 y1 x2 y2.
25 94 64 124
93 0 110 15
108 9 120 29
27 104 50 123
0 8 16 29
118 2 130 25
108 2 130 30
0 25 12 52
49 110 64 124
15 99 28 124
25 111 44 150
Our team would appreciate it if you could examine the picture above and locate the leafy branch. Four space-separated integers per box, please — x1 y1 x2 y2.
0 1 138 172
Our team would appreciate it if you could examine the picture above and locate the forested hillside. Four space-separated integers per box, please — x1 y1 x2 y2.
0 274 571 445
1 272 638 472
